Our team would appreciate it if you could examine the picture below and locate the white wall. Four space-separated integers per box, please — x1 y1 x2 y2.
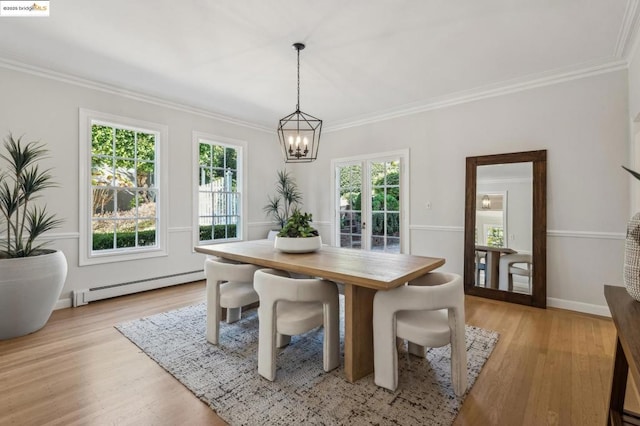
0 66 283 307
628 39 640 212
293 70 629 313
1 61 630 313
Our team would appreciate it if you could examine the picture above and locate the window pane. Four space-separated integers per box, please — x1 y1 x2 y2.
116 188 136 218
225 147 237 170
198 168 212 186
92 125 113 156
92 188 115 215
137 220 156 247
386 213 400 237
115 129 135 159
386 237 400 253
371 235 385 251
115 221 136 249
115 159 135 187
138 189 156 212
227 170 238 192
212 168 224 181
212 145 225 168
199 216 213 241
92 219 114 250
199 143 212 167
137 161 154 187
372 212 385 236
137 132 155 161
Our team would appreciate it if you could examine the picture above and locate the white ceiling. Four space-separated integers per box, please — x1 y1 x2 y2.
0 0 638 131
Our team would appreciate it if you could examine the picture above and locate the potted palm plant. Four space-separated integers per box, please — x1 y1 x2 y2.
0 134 67 339
263 169 302 233
274 209 322 253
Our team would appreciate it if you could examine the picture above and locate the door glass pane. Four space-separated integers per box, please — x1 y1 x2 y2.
369 160 400 253
338 164 362 249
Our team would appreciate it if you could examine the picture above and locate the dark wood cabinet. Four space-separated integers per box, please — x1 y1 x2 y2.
604 285 640 425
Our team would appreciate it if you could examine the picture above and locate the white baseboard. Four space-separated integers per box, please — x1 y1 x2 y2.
71 270 205 307
547 297 611 317
54 298 72 310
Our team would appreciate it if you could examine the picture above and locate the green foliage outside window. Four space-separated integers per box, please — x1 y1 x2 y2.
92 229 156 251
91 123 158 251
198 224 237 241
486 227 504 247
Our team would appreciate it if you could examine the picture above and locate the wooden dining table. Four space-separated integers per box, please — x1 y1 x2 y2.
475 245 516 289
195 239 445 382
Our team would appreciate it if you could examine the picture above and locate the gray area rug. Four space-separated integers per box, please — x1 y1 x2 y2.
116 301 498 425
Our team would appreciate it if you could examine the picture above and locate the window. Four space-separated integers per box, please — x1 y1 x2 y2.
333 150 408 253
79 109 168 265
193 133 246 245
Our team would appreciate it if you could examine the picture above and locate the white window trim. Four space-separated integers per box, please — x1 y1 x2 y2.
330 149 410 253
192 131 248 248
78 108 169 266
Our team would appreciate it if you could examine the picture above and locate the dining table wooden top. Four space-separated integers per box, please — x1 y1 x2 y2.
194 239 446 291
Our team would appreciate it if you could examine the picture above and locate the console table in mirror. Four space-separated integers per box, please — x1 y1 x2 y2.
464 150 547 308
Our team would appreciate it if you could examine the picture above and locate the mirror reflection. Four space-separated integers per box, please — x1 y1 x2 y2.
474 162 533 294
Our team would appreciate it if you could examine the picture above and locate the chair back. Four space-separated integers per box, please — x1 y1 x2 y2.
205 258 262 284
376 272 463 313
254 269 338 306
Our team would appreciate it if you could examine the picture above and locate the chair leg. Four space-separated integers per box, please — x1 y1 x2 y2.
408 341 424 357
276 333 291 348
258 305 277 381
373 311 400 391
322 299 340 372
206 283 222 345
226 307 241 323
450 317 468 396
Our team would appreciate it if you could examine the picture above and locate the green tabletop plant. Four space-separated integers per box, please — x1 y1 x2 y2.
277 209 319 238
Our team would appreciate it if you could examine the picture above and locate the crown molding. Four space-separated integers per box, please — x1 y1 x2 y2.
325 59 628 133
0 57 273 134
616 0 640 59
0 40 634 136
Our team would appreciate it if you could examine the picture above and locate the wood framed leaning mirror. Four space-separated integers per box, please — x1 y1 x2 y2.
464 150 547 308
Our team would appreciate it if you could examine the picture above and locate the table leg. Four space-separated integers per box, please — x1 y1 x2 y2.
485 252 500 289
343 283 377 383
608 337 628 425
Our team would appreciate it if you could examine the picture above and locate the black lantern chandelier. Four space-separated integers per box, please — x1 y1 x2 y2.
277 43 322 163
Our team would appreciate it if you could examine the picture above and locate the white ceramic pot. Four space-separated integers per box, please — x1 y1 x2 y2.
0 250 68 340
274 235 322 253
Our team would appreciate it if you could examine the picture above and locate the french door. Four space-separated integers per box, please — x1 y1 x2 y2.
333 151 408 253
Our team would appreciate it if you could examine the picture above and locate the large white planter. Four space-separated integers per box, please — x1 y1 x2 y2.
0 250 68 340
274 236 322 253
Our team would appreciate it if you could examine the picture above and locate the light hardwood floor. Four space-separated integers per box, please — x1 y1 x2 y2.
0 281 621 425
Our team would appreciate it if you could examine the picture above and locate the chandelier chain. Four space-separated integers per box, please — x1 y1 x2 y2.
296 47 300 111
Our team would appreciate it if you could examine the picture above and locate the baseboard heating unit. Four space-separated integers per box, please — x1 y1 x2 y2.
72 270 205 307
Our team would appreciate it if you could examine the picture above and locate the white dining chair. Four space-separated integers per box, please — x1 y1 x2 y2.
204 257 263 345
253 268 340 381
373 272 467 395
498 253 533 292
